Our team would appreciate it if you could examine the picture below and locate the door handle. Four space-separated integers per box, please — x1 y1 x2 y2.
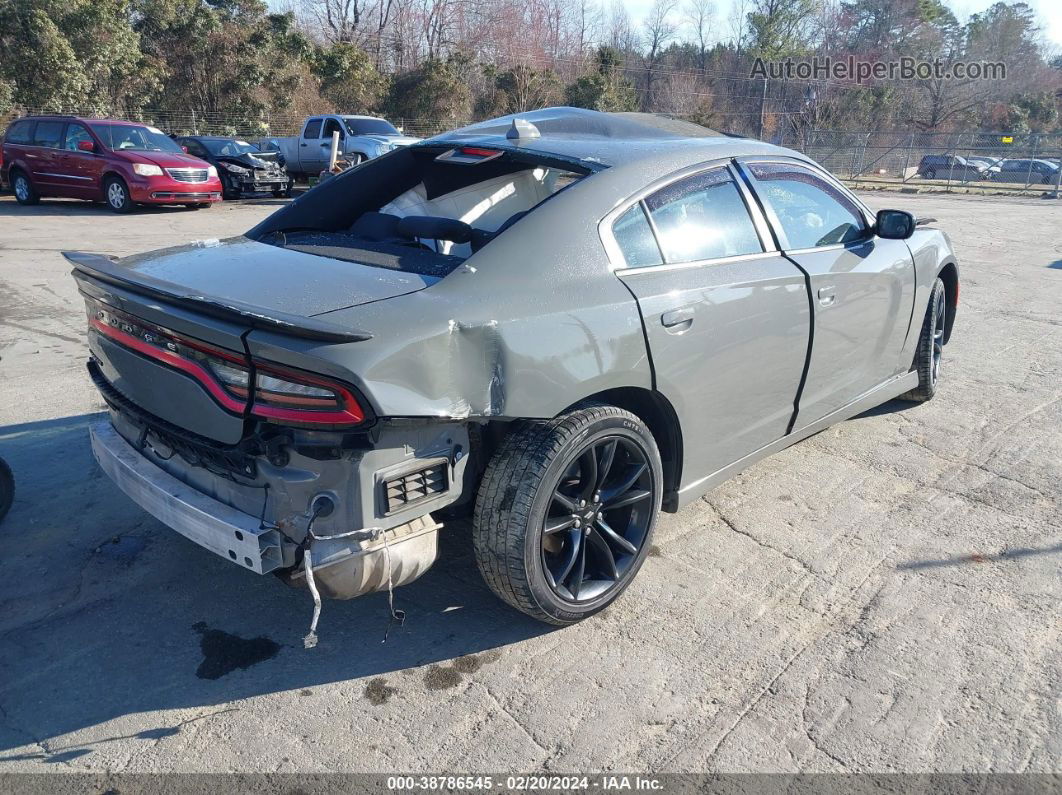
300 142 308 147
661 307 694 330
818 286 837 306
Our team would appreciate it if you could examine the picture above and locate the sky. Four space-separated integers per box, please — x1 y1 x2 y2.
619 0 1062 50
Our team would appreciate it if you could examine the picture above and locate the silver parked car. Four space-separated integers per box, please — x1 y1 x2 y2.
68 108 959 628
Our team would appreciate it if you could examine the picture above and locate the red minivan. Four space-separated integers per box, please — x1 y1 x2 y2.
1 115 223 212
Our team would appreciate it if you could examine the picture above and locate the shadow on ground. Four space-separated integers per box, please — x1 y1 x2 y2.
0 194 298 217
0 414 554 757
0 198 209 218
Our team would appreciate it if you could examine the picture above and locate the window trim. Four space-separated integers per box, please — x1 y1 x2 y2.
62 122 93 153
735 156 877 255
598 158 778 273
29 119 67 150
5 119 36 145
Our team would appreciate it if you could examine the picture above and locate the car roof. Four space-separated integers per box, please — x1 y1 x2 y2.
180 135 248 141
426 107 805 171
23 116 151 127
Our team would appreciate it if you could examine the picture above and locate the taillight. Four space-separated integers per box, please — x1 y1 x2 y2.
250 362 365 426
88 299 366 427
88 306 250 413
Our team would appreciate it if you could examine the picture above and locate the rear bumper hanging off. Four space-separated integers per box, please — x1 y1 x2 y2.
89 418 284 574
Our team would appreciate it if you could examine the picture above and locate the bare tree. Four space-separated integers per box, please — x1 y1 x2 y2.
605 0 637 53
302 0 364 42
642 0 678 110
684 0 715 70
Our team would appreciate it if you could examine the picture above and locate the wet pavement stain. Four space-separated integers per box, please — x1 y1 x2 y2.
424 665 462 690
453 650 502 674
364 677 397 705
192 622 281 680
647 545 662 557
92 535 147 564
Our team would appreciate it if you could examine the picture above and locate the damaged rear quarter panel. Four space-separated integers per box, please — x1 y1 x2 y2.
244 180 652 420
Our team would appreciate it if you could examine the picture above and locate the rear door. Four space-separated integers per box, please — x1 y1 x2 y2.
603 162 812 484
738 159 915 430
26 120 67 194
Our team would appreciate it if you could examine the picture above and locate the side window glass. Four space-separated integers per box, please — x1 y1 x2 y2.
747 163 867 249
612 203 662 268
63 124 93 151
32 121 64 148
645 168 763 263
322 118 345 139
6 120 33 144
303 119 322 139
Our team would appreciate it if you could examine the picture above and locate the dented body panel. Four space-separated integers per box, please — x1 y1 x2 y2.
70 107 959 607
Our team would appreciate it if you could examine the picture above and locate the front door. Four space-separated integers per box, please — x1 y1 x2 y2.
606 163 812 489
58 122 102 198
738 160 915 429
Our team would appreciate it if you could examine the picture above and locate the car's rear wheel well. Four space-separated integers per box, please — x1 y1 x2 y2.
938 262 958 344
561 387 683 512
462 389 682 517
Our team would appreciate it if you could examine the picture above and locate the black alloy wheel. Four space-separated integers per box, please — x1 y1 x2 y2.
542 436 654 602
473 404 663 625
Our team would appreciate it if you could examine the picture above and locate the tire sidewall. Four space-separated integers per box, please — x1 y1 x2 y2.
0 458 12 523
521 414 663 622
12 171 35 205
105 177 132 213
921 279 946 397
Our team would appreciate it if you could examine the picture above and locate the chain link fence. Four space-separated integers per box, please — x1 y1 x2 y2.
793 130 1062 194
1 107 459 139
3 106 1061 194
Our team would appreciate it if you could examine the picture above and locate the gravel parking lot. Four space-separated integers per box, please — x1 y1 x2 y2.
0 191 1059 774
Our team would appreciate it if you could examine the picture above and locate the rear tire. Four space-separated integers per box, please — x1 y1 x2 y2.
0 457 13 524
473 405 662 625
924 168 937 179
900 277 947 402
104 176 133 213
11 170 40 206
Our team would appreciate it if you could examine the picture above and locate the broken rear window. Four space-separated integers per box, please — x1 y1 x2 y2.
259 146 590 277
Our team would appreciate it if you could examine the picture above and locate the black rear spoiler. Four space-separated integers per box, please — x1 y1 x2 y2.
63 251 372 343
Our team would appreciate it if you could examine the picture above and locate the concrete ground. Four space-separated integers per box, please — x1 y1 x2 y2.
0 191 1058 774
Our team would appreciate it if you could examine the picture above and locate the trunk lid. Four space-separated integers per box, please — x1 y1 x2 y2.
69 237 411 443
78 236 436 319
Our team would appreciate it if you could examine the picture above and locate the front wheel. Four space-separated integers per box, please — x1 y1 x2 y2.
900 277 947 402
473 405 663 625
104 177 133 213
222 175 241 200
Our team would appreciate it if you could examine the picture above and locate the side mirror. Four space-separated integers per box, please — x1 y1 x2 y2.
876 209 915 240
77 140 96 153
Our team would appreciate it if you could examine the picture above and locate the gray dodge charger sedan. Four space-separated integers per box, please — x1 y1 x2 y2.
68 107 959 630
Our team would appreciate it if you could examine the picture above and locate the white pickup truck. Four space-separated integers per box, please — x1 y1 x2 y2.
258 115 420 179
